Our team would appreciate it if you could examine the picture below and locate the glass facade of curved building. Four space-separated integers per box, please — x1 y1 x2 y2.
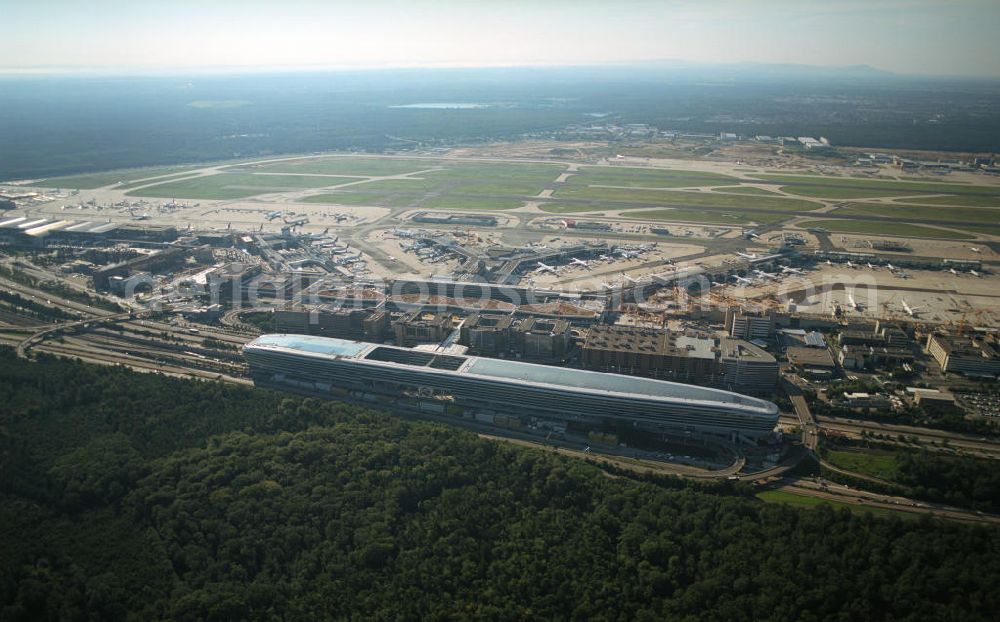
243 334 779 442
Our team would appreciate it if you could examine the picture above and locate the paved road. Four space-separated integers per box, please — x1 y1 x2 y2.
16 311 134 357
773 478 1000 525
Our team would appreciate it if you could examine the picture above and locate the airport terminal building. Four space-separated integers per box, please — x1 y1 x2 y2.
244 334 779 443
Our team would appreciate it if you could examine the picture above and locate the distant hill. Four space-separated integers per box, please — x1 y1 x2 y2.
617 59 895 80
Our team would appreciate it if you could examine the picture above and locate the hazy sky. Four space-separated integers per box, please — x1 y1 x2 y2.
2 0 998 76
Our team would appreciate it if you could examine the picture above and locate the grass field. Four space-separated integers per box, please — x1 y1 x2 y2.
895 194 1000 208
420 195 524 210
835 202 1000 225
34 165 202 189
539 203 786 225
898 176 970 183
797 219 973 239
622 208 785 225
824 448 900 480
564 166 738 188
949 223 1000 236
126 173 350 199
780 185 917 199
713 186 781 196
342 178 442 193
239 157 442 177
554 185 821 212
117 172 205 190
299 192 418 207
754 173 1000 198
294 162 563 209
756 490 915 520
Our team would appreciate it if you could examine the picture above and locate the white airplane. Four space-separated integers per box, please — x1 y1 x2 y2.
846 261 855 268
780 266 804 275
753 269 777 280
901 300 922 317
847 292 861 310
825 260 833 266
599 254 613 262
971 269 981 277
736 252 757 260
732 275 754 285
866 262 878 270
949 268 959 275
534 262 558 275
971 247 981 253
887 263 898 272
570 258 591 269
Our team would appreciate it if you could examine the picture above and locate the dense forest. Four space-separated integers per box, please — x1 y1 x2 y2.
1 350 999 620
3 69 1000 180
821 436 1000 514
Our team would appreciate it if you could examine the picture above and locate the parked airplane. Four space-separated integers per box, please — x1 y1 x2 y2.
847 292 861 311
780 266 804 275
971 270 981 277
887 263 898 272
753 270 777 280
736 252 757 260
901 300 922 317
971 247 981 253
570 258 591 269
732 275 754 285
950 268 959 275
846 261 855 269
534 262 558 275
866 262 878 270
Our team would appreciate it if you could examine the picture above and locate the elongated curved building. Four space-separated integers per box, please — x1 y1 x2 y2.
244 334 779 442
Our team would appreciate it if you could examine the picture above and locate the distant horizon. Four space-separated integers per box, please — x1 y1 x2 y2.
0 58 996 81
3 1 999 79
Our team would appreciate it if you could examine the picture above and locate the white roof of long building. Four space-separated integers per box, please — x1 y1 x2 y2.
246 334 776 414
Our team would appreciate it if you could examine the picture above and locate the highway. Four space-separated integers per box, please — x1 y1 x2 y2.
4 258 997 525
770 478 1000 525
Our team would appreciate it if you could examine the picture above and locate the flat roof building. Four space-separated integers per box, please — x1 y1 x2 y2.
581 325 716 384
726 308 775 340
511 317 572 361
459 312 513 357
244 334 779 443
926 334 1000 378
394 308 456 347
786 345 837 378
718 338 778 394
